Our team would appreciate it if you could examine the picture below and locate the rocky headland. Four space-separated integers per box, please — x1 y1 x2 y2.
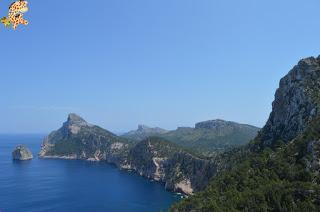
39 113 221 194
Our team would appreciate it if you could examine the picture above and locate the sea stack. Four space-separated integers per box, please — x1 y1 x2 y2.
12 145 33 160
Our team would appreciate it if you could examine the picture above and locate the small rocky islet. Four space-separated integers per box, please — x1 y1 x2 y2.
12 145 33 161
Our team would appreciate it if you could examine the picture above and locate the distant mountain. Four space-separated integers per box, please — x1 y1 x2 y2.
172 56 320 211
39 113 132 164
39 114 219 194
162 119 260 154
121 120 260 154
122 125 168 141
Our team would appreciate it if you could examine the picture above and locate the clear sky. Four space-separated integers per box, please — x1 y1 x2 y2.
1 0 320 133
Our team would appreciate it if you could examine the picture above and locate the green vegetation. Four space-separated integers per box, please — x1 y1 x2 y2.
162 126 259 155
127 137 217 192
122 121 259 156
171 117 320 211
45 125 133 157
127 136 209 171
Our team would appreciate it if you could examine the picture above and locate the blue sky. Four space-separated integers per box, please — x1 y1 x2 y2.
1 0 320 133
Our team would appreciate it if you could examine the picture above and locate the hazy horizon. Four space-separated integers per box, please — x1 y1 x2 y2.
1 0 320 133
0 114 263 135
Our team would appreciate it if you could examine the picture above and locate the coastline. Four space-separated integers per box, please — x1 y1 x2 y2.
38 154 192 196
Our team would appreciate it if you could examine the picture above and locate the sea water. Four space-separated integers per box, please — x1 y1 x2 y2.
0 134 180 212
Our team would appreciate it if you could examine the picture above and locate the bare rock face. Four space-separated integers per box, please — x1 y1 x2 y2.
127 137 217 194
62 113 92 135
259 56 320 145
12 145 33 160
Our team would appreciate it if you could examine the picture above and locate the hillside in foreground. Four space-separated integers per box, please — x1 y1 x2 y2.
171 56 320 211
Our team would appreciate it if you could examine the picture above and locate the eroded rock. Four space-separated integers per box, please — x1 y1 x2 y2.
12 145 33 160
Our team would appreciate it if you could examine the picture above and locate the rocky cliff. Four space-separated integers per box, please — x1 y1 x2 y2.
259 56 320 145
12 145 33 160
126 137 217 194
39 114 217 195
172 56 320 211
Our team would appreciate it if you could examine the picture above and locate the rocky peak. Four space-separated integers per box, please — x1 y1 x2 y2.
66 113 88 126
259 56 320 145
63 113 91 134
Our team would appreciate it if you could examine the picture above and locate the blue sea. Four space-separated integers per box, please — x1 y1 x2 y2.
0 134 181 212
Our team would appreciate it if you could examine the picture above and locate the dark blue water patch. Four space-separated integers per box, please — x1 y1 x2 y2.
0 134 181 212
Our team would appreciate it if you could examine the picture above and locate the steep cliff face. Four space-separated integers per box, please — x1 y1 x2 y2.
259 56 320 145
172 56 320 211
126 137 217 194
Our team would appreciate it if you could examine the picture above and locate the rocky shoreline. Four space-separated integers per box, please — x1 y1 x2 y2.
39 151 197 195
38 116 219 195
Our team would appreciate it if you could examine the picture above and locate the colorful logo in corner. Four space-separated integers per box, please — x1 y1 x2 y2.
1 0 29 30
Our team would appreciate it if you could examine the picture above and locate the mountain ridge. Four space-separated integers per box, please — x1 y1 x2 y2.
122 119 260 154
39 114 220 194
162 119 260 154
195 119 258 130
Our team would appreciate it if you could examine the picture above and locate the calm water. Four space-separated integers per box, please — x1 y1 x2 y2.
0 134 181 212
